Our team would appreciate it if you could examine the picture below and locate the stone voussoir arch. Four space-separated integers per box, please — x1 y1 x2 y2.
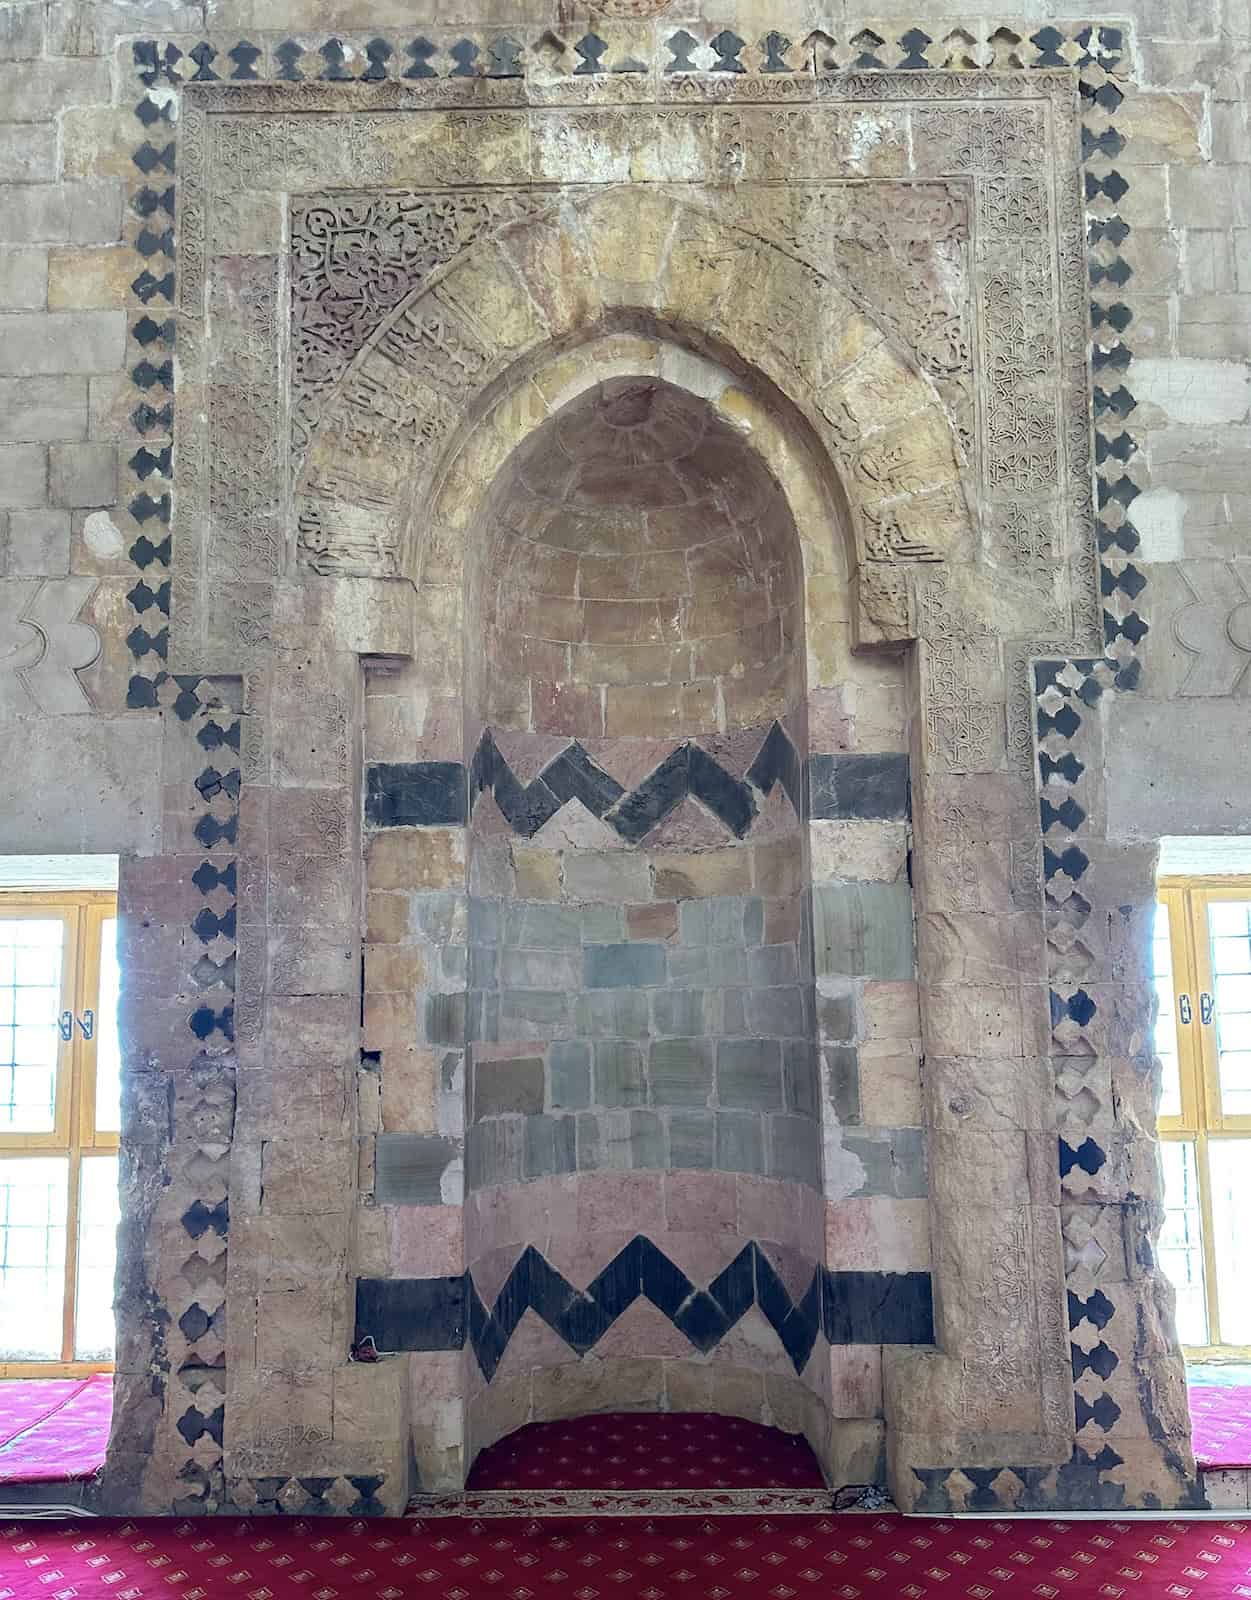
293 184 978 655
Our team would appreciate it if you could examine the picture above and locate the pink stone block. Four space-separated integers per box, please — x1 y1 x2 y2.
575 1170 666 1240
757 1240 818 1305
663 1170 738 1235
737 1175 820 1255
389 1204 464 1277
408 1350 463 1405
593 1297 693 1360
807 687 854 753
829 1345 883 1419
473 1243 527 1309
712 1305 799 1377
824 1196 931 1272
492 1308 580 1382
661 1229 745 1289
546 1227 637 1288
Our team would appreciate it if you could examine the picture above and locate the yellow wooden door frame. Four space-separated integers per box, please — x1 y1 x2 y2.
1158 874 1251 1359
0 890 117 1378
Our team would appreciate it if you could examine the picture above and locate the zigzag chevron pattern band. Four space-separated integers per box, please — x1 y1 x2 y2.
355 1236 934 1379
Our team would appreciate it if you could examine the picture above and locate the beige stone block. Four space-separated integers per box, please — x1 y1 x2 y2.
0 309 124 375
511 844 562 900
827 1417 885 1485
829 1345 883 1420
365 943 428 993
663 1358 766 1422
366 891 410 945
918 911 1044 986
0 122 54 181
333 1357 409 1449
256 1284 337 1375
381 1047 439 1134
237 1066 351 1144
0 246 45 309
368 827 466 892
47 246 135 310
653 848 752 900
440 243 547 356
809 819 908 883
923 983 1026 1058
856 1043 922 1126
1115 92 1206 166
604 681 718 737
260 1137 353 1215
59 106 138 179
752 836 804 897
354 1202 388 1278
861 981 920 1043
929 1128 1027 1216
928 1054 1053 1134
764 1370 829 1459
363 990 418 1053
583 188 678 290
225 1369 334 1459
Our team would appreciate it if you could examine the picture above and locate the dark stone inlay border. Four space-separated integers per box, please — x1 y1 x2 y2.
366 761 467 826
807 753 911 821
368 727 910 837
354 1240 933 1378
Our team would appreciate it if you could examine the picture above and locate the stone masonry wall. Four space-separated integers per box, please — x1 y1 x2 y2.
2 0 1245 1517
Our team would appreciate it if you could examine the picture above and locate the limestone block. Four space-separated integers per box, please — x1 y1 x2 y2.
0 446 44 508
4 509 69 574
0 247 45 309
5 182 122 246
47 245 140 312
0 309 124 375
810 820 908 883
829 1345 884 1419
260 1137 354 1215
49 441 115 507
0 122 55 182
332 1357 410 1452
59 106 144 180
0 4 42 58
256 1283 337 1375
369 827 466 893
826 1418 886 1486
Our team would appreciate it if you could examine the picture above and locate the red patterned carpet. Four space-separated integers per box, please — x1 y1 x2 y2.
1191 1384 1251 1470
468 1411 826 1490
5 1512 1251 1599
0 1378 112 1485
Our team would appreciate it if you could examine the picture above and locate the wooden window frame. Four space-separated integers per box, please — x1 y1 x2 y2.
1158 874 1251 1358
0 890 118 1379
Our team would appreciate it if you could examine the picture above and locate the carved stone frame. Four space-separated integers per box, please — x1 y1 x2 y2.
115 65 1196 1514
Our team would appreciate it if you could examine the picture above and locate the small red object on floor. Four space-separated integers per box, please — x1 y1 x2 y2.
1191 1384 1251 1470
5 1512 1251 1600
0 1376 112 1485
467 1410 826 1490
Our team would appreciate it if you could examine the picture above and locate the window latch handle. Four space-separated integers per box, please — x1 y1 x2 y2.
1179 993 1193 1025
76 1008 94 1041
58 1009 73 1041
1200 992 1215 1027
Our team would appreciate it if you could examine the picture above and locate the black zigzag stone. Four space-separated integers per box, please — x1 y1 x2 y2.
808 752 911 820
609 746 690 841
354 1276 466 1352
365 762 466 826
541 743 625 816
823 1269 934 1344
354 1247 935 1368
